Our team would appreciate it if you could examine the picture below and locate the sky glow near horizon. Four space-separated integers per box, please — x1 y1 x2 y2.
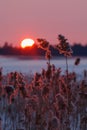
0 0 87 46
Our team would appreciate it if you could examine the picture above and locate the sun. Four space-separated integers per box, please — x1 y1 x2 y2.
21 38 34 48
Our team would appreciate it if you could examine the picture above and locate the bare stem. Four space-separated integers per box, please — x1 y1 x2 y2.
66 56 68 80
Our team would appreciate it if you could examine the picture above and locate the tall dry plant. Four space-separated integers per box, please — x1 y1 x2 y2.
56 34 73 127
56 34 73 79
37 38 52 65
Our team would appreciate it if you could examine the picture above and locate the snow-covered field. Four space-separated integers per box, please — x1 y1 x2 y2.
0 56 87 75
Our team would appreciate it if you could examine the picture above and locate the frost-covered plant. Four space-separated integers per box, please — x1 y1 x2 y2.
37 38 52 64
55 35 73 125
0 67 87 130
56 34 73 78
56 34 73 56
37 38 49 50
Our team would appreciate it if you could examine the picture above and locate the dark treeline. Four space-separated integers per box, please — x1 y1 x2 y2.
0 42 87 56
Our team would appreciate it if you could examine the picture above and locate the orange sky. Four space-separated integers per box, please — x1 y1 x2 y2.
0 0 87 46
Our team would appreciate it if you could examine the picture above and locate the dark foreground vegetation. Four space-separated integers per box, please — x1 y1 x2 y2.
0 64 87 130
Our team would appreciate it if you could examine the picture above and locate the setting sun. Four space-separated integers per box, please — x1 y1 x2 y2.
21 38 34 48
